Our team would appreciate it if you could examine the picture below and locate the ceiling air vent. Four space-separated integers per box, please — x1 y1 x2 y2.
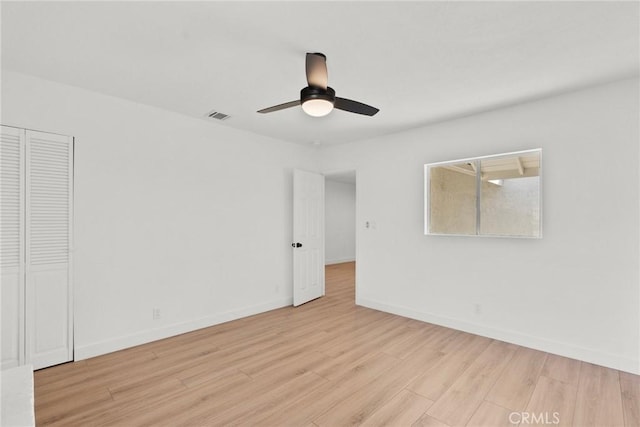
206 110 230 121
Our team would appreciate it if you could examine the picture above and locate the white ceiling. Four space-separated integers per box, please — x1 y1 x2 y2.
2 1 638 146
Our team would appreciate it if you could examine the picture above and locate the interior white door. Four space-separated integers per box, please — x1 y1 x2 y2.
292 169 325 306
1 126 26 369
25 130 73 370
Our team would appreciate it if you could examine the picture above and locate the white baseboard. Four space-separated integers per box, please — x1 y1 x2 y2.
74 297 292 361
325 257 355 265
357 297 639 375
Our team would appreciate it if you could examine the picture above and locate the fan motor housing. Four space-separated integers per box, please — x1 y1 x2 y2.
301 86 336 104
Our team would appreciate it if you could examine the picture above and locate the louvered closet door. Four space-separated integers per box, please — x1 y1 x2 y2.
25 130 73 369
1 126 25 369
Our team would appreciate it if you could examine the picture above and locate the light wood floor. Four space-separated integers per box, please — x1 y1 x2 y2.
35 262 639 426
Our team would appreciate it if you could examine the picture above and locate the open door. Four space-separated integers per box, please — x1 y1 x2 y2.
292 169 325 306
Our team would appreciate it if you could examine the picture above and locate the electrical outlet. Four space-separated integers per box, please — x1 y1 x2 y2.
474 303 482 316
153 308 161 320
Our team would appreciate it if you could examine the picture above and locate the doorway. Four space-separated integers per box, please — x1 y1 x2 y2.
323 170 357 300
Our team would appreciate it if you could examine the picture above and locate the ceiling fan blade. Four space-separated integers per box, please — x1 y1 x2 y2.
306 52 328 89
257 100 300 114
334 97 379 116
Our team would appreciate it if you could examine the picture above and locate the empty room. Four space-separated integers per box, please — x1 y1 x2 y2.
1 1 639 426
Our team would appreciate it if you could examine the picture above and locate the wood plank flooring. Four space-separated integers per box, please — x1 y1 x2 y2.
34 262 639 426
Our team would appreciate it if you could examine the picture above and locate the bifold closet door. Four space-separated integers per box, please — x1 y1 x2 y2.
1 126 26 369
25 130 73 370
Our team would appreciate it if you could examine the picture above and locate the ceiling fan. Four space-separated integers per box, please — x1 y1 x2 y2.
257 52 379 117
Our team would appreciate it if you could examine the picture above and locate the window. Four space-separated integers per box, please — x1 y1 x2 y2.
425 149 542 238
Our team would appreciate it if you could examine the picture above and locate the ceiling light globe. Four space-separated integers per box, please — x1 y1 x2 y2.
302 99 334 117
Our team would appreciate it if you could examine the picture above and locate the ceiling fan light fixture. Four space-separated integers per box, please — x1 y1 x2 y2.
302 98 334 117
300 86 336 118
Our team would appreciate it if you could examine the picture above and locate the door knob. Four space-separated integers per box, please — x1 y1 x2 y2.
291 242 303 248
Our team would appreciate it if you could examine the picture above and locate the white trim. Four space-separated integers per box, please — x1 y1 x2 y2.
357 297 639 375
74 297 292 361
425 148 543 169
18 130 25 368
68 137 75 363
325 257 356 265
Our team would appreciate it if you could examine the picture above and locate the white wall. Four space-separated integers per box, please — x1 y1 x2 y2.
3 70 638 374
1 71 318 360
319 78 640 374
325 179 356 264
